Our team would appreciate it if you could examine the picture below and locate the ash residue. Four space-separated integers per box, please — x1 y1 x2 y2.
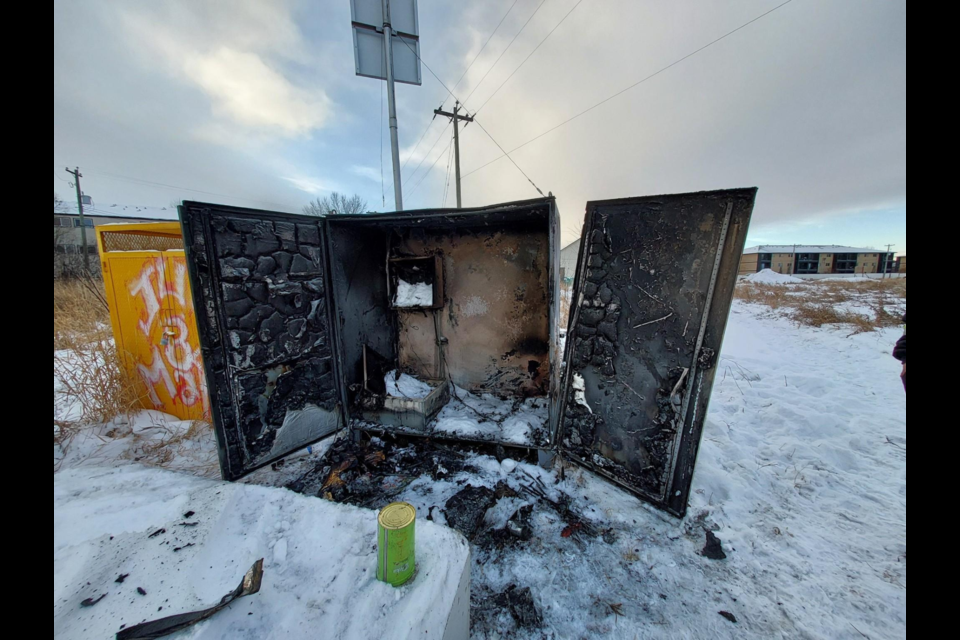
473 585 544 634
444 485 497 539
285 434 475 508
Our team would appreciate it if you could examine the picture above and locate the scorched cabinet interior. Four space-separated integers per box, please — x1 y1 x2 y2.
180 188 755 517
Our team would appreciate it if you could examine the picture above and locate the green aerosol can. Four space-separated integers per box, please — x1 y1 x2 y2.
377 502 416 587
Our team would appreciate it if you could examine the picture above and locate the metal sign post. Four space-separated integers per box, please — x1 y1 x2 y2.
382 0 403 211
351 0 421 212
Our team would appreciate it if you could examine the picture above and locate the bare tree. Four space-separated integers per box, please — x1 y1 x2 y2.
303 192 368 216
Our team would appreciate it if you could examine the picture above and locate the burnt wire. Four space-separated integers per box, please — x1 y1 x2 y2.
436 324 523 426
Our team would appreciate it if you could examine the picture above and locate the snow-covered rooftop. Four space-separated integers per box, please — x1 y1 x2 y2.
57 202 179 221
744 244 886 255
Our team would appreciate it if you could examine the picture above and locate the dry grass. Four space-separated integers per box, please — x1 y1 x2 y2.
560 280 573 329
54 277 146 428
735 277 906 335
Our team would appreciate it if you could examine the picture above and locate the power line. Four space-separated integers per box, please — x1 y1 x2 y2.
476 0 587 114
69 166 296 210
398 0 522 178
397 38 546 197
400 115 439 173
402 121 452 188
463 0 796 180
442 135 456 208
463 0 551 105
408 129 455 201
473 119 544 196
452 0 523 93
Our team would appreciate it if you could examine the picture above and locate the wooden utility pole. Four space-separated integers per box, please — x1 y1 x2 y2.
65 166 90 271
434 101 474 208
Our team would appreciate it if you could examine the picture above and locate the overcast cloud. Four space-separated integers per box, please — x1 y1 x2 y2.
54 0 906 251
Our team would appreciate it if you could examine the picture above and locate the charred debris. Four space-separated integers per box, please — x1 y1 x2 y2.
284 432 615 634
285 433 607 544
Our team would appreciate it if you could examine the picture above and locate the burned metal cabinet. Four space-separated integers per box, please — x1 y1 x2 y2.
326 199 562 448
180 203 343 481
181 189 755 520
556 188 756 517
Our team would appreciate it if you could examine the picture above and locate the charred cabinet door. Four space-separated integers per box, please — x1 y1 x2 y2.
180 202 342 481
557 189 756 516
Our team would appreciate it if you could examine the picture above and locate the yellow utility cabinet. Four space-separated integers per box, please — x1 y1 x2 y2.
96 222 209 421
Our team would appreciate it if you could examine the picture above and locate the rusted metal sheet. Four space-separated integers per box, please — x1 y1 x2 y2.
557 189 756 517
180 203 343 481
394 226 551 396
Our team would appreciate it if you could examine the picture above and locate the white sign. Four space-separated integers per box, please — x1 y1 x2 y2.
351 0 419 36
353 27 422 85
351 0 421 86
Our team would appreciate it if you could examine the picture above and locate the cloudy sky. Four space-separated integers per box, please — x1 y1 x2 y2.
54 0 906 252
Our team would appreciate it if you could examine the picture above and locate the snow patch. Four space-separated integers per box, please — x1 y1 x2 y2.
432 387 548 445
53 465 471 640
743 268 804 285
385 370 435 399
572 374 592 414
394 279 433 308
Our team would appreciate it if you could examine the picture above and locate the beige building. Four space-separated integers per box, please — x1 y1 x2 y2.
739 245 899 276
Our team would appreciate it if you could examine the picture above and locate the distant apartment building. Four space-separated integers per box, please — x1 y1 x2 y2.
54 201 179 276
560 239 581 281
739 245 902 276
54 202 179 255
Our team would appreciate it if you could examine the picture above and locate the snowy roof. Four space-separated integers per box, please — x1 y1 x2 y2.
743 245 886 255
56 202 179 221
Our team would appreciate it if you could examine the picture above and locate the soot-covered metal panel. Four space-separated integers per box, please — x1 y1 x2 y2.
325 223 397 393
557 189 756 517
180 202 342 481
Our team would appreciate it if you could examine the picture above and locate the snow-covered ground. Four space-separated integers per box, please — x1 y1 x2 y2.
54 465 470 639
54 297 907 639
743 268 805 284
432 387 549 445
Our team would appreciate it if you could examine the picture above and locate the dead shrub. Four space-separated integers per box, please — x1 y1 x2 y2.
54 277 146 426
791 303 875 334
736 277 906 335
54 277 111 350
560 281 573 329
54 336 146 425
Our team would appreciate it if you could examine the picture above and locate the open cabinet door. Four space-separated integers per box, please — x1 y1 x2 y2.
557 189 756 517
180 202 343 481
